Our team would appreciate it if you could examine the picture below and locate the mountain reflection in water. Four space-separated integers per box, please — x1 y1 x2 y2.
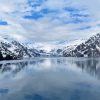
0 57 100 100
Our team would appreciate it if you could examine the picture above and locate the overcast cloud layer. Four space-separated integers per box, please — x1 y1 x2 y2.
0 0 100 42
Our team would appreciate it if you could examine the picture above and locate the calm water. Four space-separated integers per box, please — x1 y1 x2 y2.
0 57 100 100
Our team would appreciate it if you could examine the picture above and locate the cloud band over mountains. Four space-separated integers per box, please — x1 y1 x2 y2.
0 0 100 42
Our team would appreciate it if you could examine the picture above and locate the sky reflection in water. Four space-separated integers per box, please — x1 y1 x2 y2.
0 58 100 100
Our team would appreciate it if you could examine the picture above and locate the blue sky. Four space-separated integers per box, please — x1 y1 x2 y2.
0 0 100 42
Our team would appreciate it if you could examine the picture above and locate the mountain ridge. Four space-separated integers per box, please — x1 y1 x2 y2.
0 33 99 60
0 36 40 60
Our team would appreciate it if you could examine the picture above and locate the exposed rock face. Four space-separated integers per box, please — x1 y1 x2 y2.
63 33 100 57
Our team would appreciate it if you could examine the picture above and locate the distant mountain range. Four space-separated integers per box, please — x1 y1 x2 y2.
27 39 85 57
0 33 100 60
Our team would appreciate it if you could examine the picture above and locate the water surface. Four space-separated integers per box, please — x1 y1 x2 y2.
0 57 100 100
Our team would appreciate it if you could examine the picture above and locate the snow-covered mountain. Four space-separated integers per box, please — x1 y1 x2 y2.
63 39 86 57
0 33 99 60
0 35 40 60
25 39 85 57
63 33 100 57
22 42 63 57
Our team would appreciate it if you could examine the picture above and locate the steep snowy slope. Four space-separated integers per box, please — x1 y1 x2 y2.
63 39 85 57
63 33 100 57
0 35 40 60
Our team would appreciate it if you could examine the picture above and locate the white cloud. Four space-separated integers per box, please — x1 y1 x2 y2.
0 0 100 42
